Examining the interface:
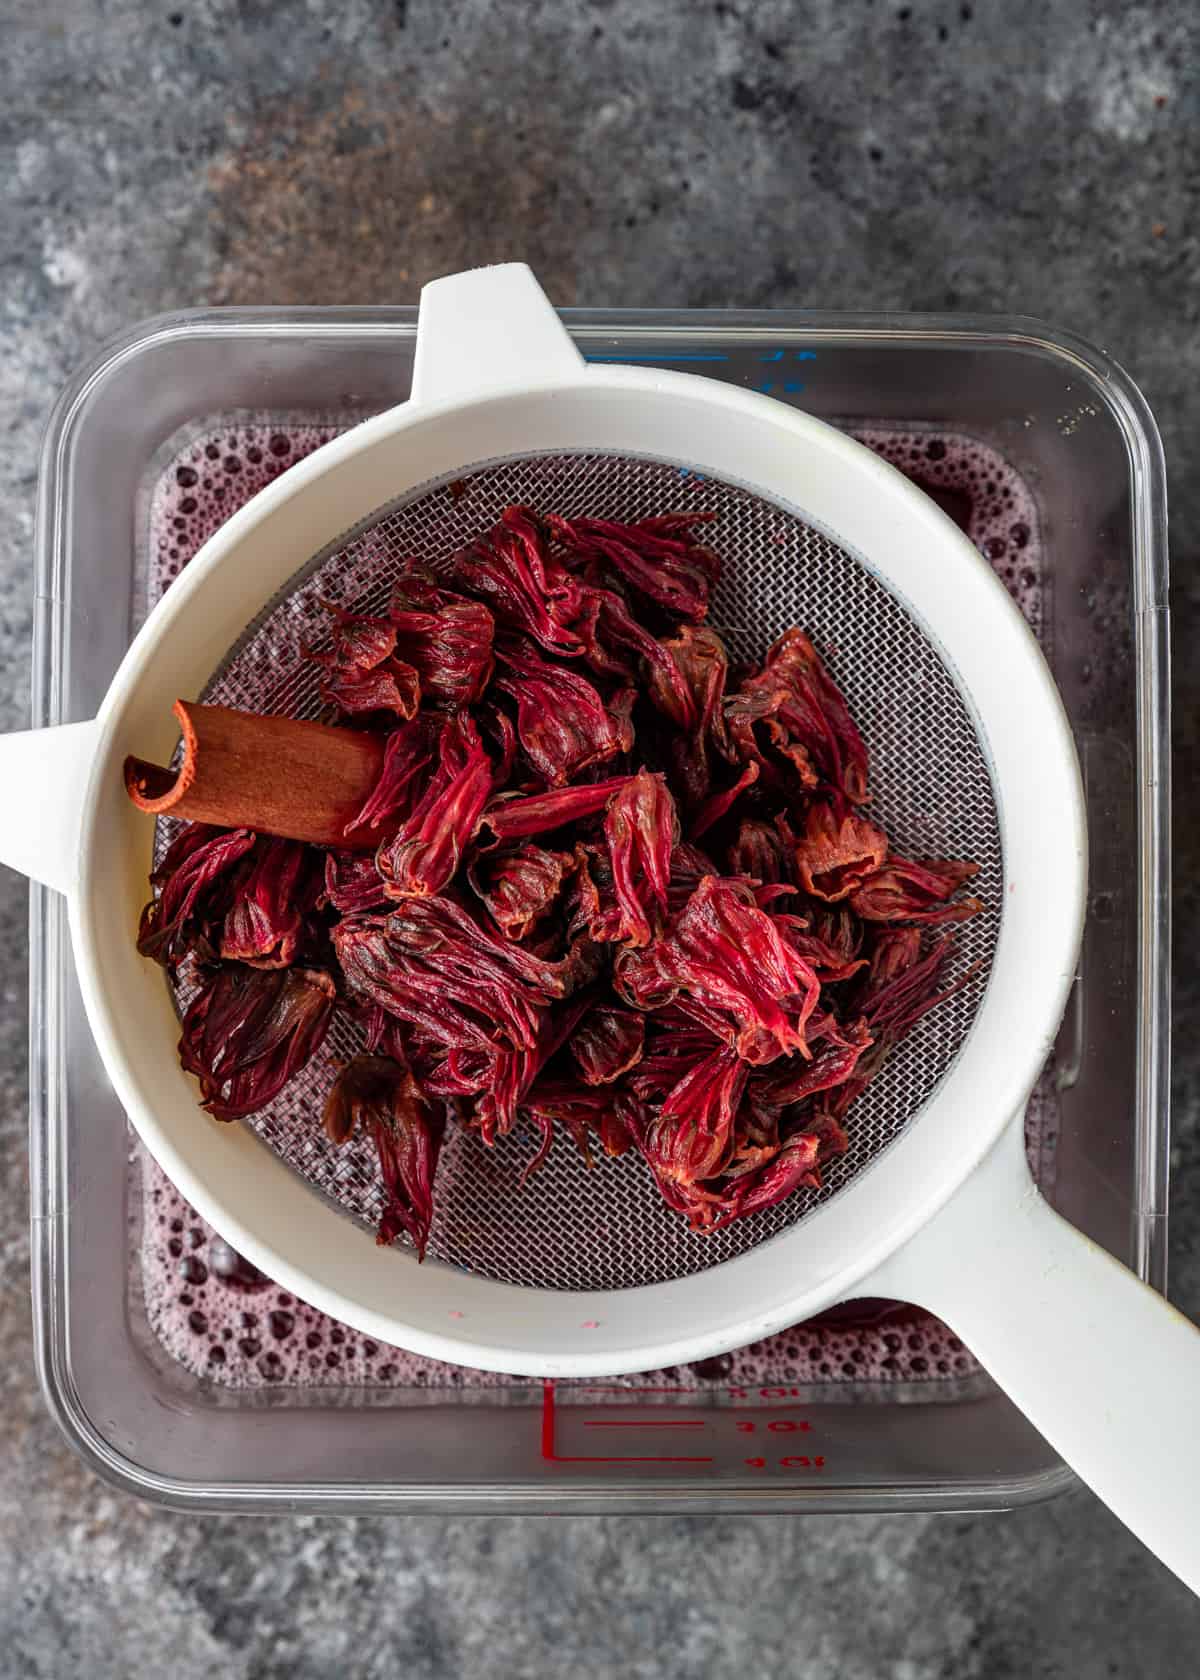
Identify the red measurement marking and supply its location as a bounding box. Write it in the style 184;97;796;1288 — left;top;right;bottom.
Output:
540;1382;713;1465
731;1419;813;1433
583;1420;705;1429
568;1386;810;1404
569;1386;699;1395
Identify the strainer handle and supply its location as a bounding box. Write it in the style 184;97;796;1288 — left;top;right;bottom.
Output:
0;718;101;896
869;1118;1200;1597
411;263;585;406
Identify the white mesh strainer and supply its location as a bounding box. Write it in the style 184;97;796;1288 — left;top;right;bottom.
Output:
183;450;1001;1291
6;266;1197;1591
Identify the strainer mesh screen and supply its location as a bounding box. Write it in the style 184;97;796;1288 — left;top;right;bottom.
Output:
169;451;1001;1291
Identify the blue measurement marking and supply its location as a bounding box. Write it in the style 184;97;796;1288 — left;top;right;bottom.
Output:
759;349;819;362
757;380;806;394
584;353;730;363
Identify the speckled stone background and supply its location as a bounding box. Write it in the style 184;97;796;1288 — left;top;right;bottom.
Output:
3;0;1199;1673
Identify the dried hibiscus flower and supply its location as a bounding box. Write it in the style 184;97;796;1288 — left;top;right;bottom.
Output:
137;823;257;970
792;799;889;902
472;993;596;1166
308;601;421;720
348;717;436;835
521;1083;635;1173
570;577;695;709
388;583;494;709
617;875;821;1064
645;625;733;807
726;628;869;804
823;933;981;1121
467;841;575;941
219;836;314;969
494;637;633;786
646;1044;749;1186
727;817;792;885
773;902;867;983
140;499;984;1246
756;1017;873;1108
706;1116;849;1229
628;1007;723;1104
178;963;336;1121
455;506;583;656
475;775;633;847
334;894;567;1055
550;510;720;623
570;1005;646;1087
322;850;390;917
590;770;677;947
849;857;983;925
377;714;492;898
322;1052;444;1259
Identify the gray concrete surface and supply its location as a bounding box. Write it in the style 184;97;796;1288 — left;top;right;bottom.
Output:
2;0;1199;1673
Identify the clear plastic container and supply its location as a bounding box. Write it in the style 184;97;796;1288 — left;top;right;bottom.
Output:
30;308;1169;1512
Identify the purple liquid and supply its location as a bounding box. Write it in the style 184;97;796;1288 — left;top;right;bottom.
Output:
137;415;1045;1392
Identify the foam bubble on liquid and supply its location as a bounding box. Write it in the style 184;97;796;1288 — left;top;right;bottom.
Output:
137;1153;983;1391
148;425;338;588
850;427;1043;640
148;421;1043;635
136;415;1048;1394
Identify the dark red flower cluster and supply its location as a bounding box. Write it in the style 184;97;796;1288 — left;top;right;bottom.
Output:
137;505;981;1254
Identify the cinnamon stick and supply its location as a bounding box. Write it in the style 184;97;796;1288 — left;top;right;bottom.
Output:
124;701;385;849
